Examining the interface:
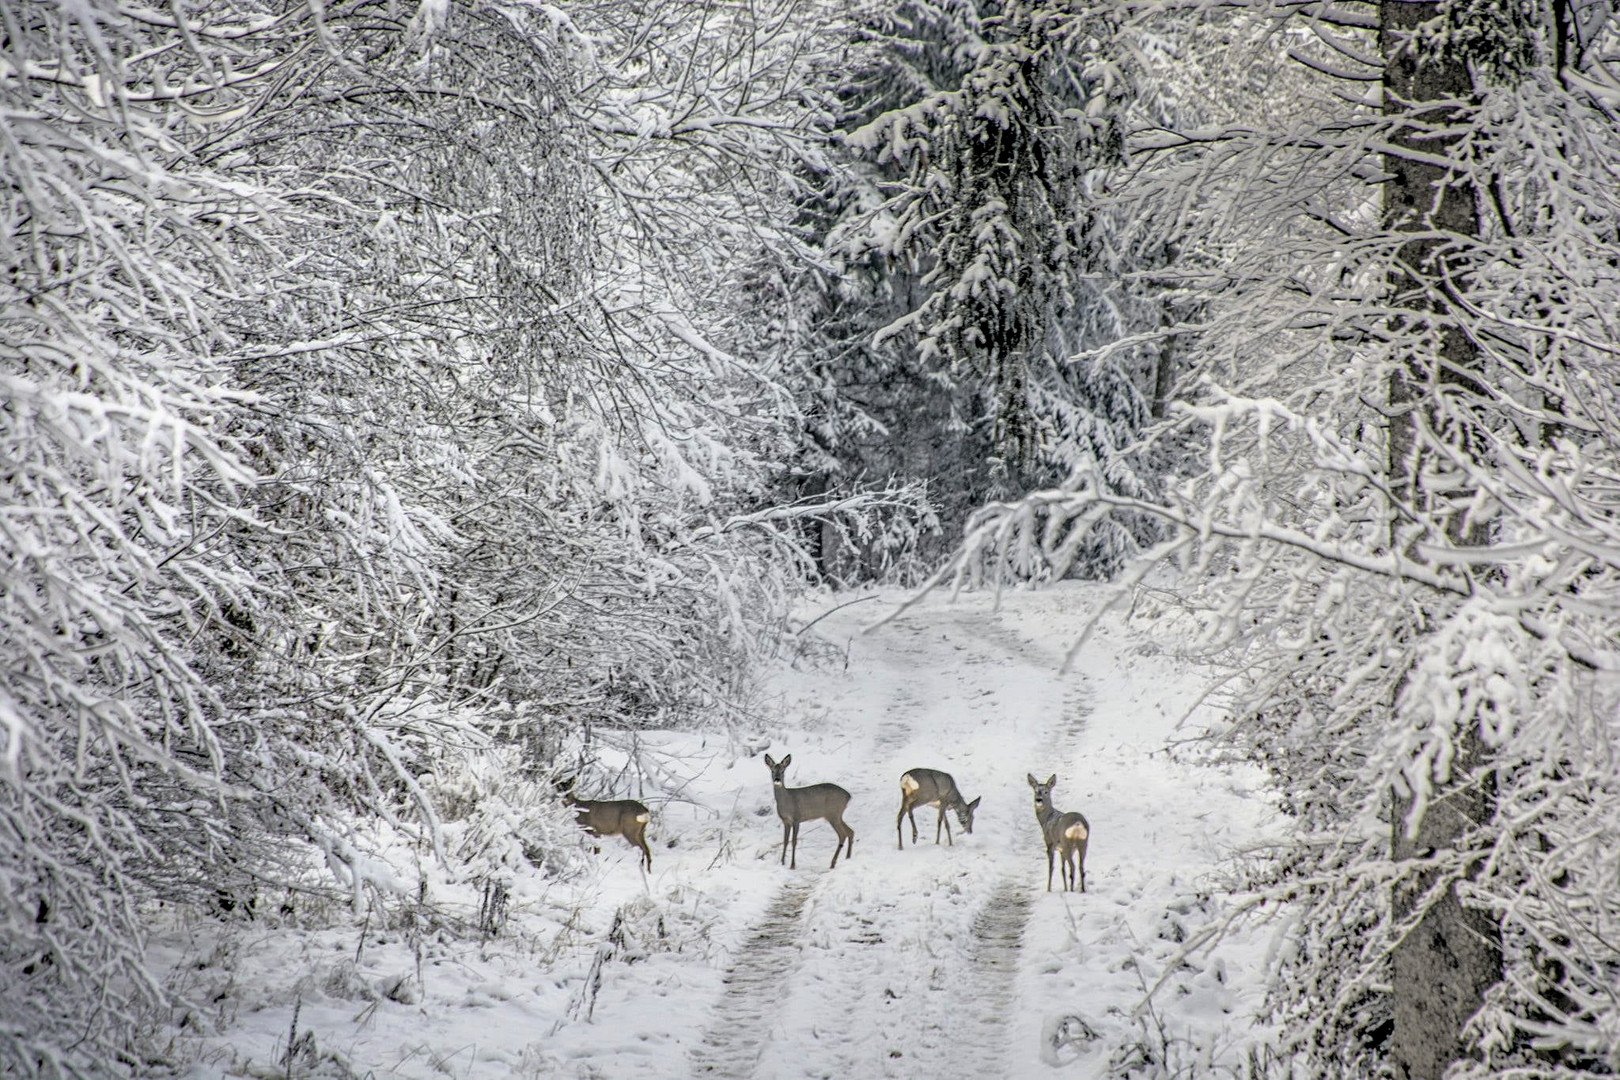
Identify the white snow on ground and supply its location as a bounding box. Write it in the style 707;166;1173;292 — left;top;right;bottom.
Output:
152;582;1285;1078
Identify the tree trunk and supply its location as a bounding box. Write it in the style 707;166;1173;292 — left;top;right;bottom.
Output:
1150;305;1178;421
1388;733;1500;1079
1381;4;1503;1076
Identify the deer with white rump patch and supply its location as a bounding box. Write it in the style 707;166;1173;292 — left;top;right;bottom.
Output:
764;754;854;869
1028;773;1089;892
896;767;980;849
562;785;653;872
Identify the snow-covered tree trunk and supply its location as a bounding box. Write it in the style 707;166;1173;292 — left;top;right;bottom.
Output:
1380;5;1501;1074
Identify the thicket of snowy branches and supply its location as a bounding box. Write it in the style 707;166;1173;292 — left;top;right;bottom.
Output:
1;0;908;1072
948;0;1620;1075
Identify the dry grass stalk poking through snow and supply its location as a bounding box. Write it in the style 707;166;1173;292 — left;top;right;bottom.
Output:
896;767;981;848
1028;773;1090;892
764;754;855;869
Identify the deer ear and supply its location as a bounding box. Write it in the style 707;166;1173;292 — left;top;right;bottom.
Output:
1045;774;1057;788
781;754;791;767
967;797;981;812
1027;773;1039;788
764;754;776;768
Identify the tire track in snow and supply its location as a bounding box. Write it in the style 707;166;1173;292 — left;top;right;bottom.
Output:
965;876;1034;1032
872;687;919;753
946;606;1093;1074
690;879;816;1078
852;873;1034;1079
705;612;945;1077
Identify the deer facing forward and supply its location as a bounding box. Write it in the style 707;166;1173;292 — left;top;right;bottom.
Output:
764;753;854;870
1028;773;1089;892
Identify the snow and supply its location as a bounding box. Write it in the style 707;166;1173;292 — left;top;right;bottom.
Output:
152;581;1283;1077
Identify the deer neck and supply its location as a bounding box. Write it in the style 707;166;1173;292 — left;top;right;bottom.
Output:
1036;804;1063;839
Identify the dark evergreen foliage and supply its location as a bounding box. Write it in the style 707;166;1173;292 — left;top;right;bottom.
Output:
779;0;1170;581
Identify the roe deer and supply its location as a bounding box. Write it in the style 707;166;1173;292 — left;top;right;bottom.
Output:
896;767;981;849
764;753;854;869
1028;773;1089;892
563;788;653;872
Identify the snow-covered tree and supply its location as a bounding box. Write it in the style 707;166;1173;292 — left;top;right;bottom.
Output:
538;0;934;597
782;0;1168;579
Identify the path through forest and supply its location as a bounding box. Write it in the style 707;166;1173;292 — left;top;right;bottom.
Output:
173;585;1279;1079
678;591;1183;1078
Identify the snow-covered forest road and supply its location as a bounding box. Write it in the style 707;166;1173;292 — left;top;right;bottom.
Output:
690;600;1088;1078
164;584;1279;1078
674;587;1276;1078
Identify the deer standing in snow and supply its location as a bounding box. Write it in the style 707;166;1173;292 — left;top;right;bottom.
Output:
562;783;653;872
764;753;854;869
895;767;980;849
1028;773;1089;892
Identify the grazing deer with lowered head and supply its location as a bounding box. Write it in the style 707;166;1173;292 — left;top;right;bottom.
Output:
562;783;653;872
896;767;980;849
764;754;854;869
1028;773;1089;892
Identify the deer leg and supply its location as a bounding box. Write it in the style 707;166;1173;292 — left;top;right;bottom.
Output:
630;824;651;872
908;806;920;845
1046;844;1056;891
789;820;799;870
780;819;791;865
897;802;910;850
941;807;953;847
